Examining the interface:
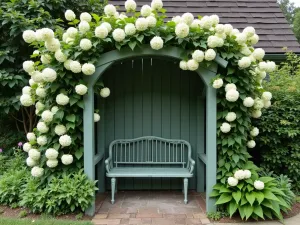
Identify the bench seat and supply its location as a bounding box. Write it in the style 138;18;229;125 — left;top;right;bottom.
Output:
106;167;193;178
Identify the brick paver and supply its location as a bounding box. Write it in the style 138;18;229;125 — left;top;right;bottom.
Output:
92;191;210;224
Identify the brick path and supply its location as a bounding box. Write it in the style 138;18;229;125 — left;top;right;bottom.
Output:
92;191;210;225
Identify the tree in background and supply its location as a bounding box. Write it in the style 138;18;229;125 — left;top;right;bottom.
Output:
293;9;300;42
0;0;105;133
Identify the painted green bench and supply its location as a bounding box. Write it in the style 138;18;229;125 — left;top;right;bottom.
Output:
105;136;195;204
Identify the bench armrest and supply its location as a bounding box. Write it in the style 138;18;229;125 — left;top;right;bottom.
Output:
188;158;195;173
105;158;113;172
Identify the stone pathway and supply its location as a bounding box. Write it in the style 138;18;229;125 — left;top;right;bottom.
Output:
92;191;210;224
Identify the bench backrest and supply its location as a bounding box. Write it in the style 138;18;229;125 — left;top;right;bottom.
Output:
108;136;192;168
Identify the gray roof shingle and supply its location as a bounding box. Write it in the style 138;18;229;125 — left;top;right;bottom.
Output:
109;0;300;53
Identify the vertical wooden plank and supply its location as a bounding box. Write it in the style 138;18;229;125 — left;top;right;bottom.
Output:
151;58;162;190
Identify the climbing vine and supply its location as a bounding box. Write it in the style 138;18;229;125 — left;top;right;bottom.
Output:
19;0;293;220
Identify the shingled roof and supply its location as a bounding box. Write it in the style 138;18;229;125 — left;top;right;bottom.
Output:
109;0;300;54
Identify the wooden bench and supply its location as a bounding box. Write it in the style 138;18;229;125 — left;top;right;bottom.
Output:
105;136;195;204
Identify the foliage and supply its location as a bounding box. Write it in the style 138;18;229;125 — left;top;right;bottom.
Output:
293;10;300;42
0;217;92;225
20;170;97;215
206;211;222;221
254;51;300;192
278;0;296;24
18;210;28;218
0;0;105;132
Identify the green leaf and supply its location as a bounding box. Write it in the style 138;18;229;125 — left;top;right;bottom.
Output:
66;114;76;123
215;193;232;205
219;187;231;193
254;192;264;204
245;192;256;206
209;189;220;198
136;35;144;43
263;190;280;202
253;205;264;219
129;41;137;50
244;204;254;220
70;97;79;106
229;201;238;217
232;191;241;204
232;154;239;163
53;143;60;151
259;177;275;184
75;148;83;160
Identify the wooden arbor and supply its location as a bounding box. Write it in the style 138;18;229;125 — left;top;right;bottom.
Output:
83;46;228;215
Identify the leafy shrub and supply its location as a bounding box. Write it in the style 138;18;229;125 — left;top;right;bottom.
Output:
254;51;300;192
20;170;97;215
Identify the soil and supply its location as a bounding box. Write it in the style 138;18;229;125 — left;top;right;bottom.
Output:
215;202;300;223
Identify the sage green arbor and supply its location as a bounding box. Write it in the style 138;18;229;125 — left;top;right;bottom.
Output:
83;46;227;215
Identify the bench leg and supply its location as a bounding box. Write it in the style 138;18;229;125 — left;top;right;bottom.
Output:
183;178;188;204
111;178;116;204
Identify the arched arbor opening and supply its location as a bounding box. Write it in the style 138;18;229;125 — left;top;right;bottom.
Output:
83;46;228;215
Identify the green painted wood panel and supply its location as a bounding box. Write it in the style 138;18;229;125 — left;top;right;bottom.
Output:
100;58;204;190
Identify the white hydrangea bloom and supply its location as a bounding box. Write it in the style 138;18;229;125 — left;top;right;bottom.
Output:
27;132;36;142
125;23;136;36
101;22;112;33
259;62;268;71
104;4;117;16
62;32;69;42
61;154;73;165
141;5;152;17
75;84;88;95
36;87;46;98
47;159;58;168
172;16;183;24
244;170;252;179
228;177;238;187
37;121;49;133
112;28;126;42
135;18;148;31
254;98;264;110
262;92;272;101
238;57;251;69
252;110;262;118
20;94;34;107
23;61;35;73
187;59;199;71
225;112;236;122
210;15;219;25
226;89;239;102
100;87;111;98
192;50;204;63
29;79;36;86
250;127;259;137
190;19;201;29
146;16;157;27
64;59;72;70
179;61;188;70
114;12;120;19
182;13;194;25
31;71;43;83
22;86;31;95
56;93;69;106
225;83;237;92
264;100;272;108
80;38;92;50
207;36;224;48
41;110;53;123
240;45;251;56
204;49;216;61
41;54;52;64
23;30;36;43
234;169;246;180
175;23;189;38
254;180;265;190
40;28;54;41
45;38;60;52
65;10;76;21
35;29;43;41
54;49;67;62
243;26;256;38
220;122;231;133
200;16;212;29
66;27;78;38
243;97;254;107
253;48;265;61
80;12;91;22
125;0;137;11
230;28;240;37
151;0;163;10
79;21;90;33
59;134;72;147
23;143;31;152
94;113;100;122
55;124;67;136
31;166;44;177
70;61;82;73
266;61;276;72
29;149;41;161
51;106;59;114
66;37;75;45
235;33;247;45
82;63;95;75
33;50;39;55
26;157;37;167
95;26;108;39
250;34;259;45
37;135;47;146
212;78;223;89
150;36;163;50
42;68;57;82
45;148;59;159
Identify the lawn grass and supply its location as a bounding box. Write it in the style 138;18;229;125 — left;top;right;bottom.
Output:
0;217;92;225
